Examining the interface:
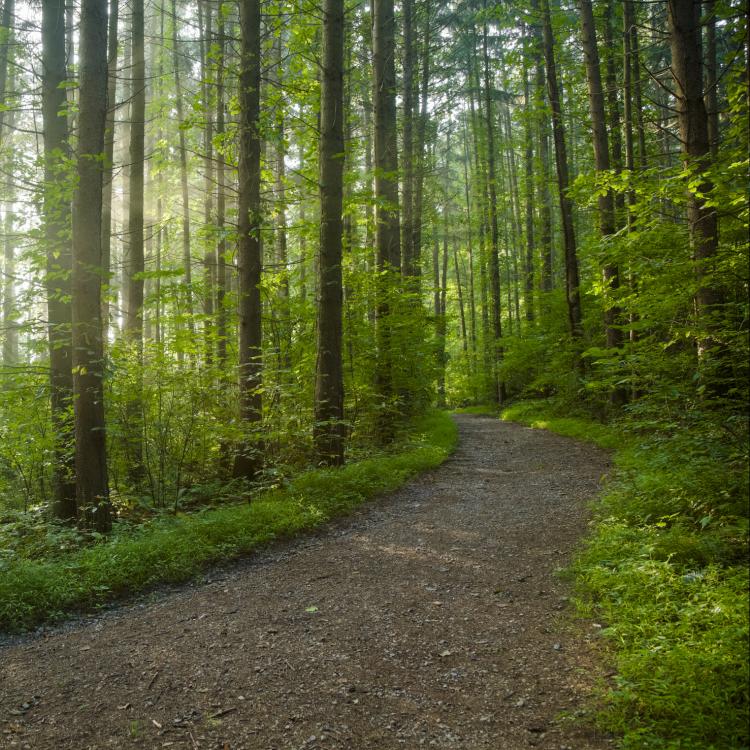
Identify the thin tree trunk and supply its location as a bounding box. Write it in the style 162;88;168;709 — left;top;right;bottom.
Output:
401;0;416;279
42;0;76;519
171;0;194;341
461;116;477;357
522;46;535;323
234;0;263;478
481;17;505;403
125;0;145;475
272;29;289;368
100;0;118;338
579;0;622;354
541;0;583;340
535;52;553;295
314;0;345;466
200;0;214;365
215;7;227;368
0;0;16;369
704;0;719;158
72;0;111;531
410;0;430;289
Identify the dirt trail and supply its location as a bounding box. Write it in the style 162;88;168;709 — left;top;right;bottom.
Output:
1;415;613;750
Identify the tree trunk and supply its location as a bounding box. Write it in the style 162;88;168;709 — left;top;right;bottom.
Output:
72;0;111;531
522;47;535;323
400;0;415;279
314;0;345;466
171;0;194;341
410;0;430;290
125;0;145;475
541;0;583;340
578;0;621;351
373;0;401;439
234;0;263;478
215;7;227;369
481;18;506;403
42;0;76;520
200;0;215;365
100;0;118;338
0;0;16;369
667;0;723;358
704;0;719;158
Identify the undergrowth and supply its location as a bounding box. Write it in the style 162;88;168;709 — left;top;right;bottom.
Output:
503;400;749;750
0;410;457;632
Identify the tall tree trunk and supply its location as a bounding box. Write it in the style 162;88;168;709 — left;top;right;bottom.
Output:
72;0;111;531
704;0;719;158
200;0;214;365
42;0;76;519
171;0;194;342
667;0;723;359
579;0;622;352
125;0;145;474
522;46;535;323
0;0;16;369
541;0;583;340
314;0;345;466
215;7;227;369
535;50;554;296
373;0;401;439
400;0;415;278
410;0;430;290
481;18;505;403
272;29;289;369
100;0;118;338
234;0;263;478
461;115;477;358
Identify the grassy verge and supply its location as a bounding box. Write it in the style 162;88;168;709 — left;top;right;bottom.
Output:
503;400;749;749
0;410;457;633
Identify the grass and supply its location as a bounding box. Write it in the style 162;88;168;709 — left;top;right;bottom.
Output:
503;399;749;749
0;410;458;633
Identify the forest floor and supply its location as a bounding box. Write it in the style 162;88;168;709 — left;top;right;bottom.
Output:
1;415;615;750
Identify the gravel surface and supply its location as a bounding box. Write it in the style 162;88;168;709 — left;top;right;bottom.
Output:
1;415;614;749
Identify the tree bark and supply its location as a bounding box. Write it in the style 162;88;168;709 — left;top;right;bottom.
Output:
100;0;118;338
481;17;506;403
410;0;430;290
200;0;215;365
215;7;227;369
72;0;111;531
522;46;535;323
541;0;583;340
234;0;263;478
667;0;723;357
400;0;416;279
373;0;401;439
42;0;76;520
125;0;145;475
314;0;345;466
578;0;622;351
171;0;194;341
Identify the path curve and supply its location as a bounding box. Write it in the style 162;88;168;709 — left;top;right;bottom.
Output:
1;415;613;749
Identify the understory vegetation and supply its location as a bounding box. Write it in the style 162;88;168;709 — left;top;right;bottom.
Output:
0;411;456;632
503;400;749;749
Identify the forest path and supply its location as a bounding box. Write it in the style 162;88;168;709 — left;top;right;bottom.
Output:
1;415;613;750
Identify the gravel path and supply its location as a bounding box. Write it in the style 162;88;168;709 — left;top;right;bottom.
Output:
1;415;613;750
